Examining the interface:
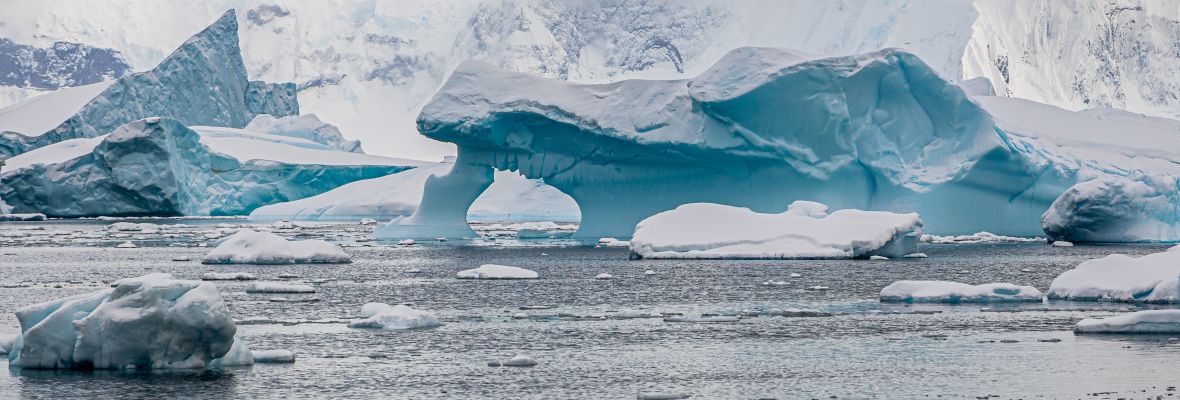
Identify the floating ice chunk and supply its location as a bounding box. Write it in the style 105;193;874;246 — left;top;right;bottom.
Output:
201;229;350;264
403;268;423;274
644;270;657;275
115;241;137;248
1048;249;1180;302
663;316;741;323
869;255;889;261
359;218;377;225
1075;310;1180;334
397;239;416;246
1052;241;1074;247
789;273;802;278
880;281;1043;303
597;238;630;248
348;303;441;330
903;253;928;258
761;280;788;286
271;221;296;230
1042;175;1180;242
201;272;257;281
277;273;300;279
921;232;1044;244
637;392;693;400
629;202;921;259
108;222;160;232
172;256;192;262
512;313;529;319
595;273;613;279
0;213;47;221
245;282;315;294
806;286;831;291
0;334;14;355
456;264;539;279
488;354;537;367
251;349;296;363
8;273;238;369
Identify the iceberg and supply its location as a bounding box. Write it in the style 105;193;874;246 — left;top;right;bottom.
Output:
879;281;1043;303
455;264;539;279
244;114;362;153
1075;310;1180;334
347;303;442;330
249;163;578;223
202;229;350;264
1;118;411;217
628;201;921;260
1042;175;1180;243
375;47;1077;240
1048;249;1180;303
0;10;297;159
6;273;240;369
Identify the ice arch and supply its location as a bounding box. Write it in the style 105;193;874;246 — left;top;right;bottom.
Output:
374;47;1080;240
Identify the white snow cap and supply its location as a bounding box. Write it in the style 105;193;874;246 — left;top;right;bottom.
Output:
201;229;350;264
629;202;921;259
456;264;539;279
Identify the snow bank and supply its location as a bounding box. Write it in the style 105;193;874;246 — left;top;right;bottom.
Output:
1048;249;1180;302
7;273;240;369
880;281;1043;303
245;282;316;294
456;264;539;279
202;229;350;264
251;349;296;363
1042;175;1180;242
629;202;921;259
1075;310;1180;334
348;303;441;330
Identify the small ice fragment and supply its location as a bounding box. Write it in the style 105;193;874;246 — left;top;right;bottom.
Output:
348;303;441;330
278;273;300;279
761;280;788;286
497;354;537;367
512;313;528;319
403;268;423;273
806;286;830;291
172;256;192;262
637;392;692;400
789;273;802;278
434;237;448;242
644;270;657;275
869;255;889;261
359;218;377;225
201;272;257;281
252;349;296;363
398;239;416;246
456;264;539;279
1052;241;1074;247
1020;268;1034;273
116;241;137;248
245;282;316;294
663;316;740;323
903;253;928;258
595;273;613;279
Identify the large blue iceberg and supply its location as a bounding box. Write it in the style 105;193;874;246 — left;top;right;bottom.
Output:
376;47;1083;240
0;118;410;217
0;10;297;158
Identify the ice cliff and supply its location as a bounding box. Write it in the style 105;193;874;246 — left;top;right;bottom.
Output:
376;47;1077;239
0;118;409;217
0;10;297;158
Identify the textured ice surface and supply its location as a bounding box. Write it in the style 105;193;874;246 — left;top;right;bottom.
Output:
1075;310;1180;334
1042;175;1180;242
879;281;1043;303
202;229;350;264
1;118;409;217
347;303;441;330
244;114;362;153
0;10;297;158
455;264;539;279
378;47;1075;239
629;202;921;260
1049;249;1180;303
249;164;578;223
7;273;238;369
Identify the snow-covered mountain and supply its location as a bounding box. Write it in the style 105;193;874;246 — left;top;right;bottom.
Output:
3;0;1180;160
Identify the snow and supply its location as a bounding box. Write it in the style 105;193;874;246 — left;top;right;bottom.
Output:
0;81;112;137
7;273;239;369
347;303;441;330
1048;249;1180;302
629;202;921;260
245;282;316;294
193;125;414;167
202;229;350;264
1075;310;1180;334
250;164;578;224
456;264;539;280
488;354;537;367
880;281;1044;303
201;272;258;281
251;349;296;363
244;114;362;153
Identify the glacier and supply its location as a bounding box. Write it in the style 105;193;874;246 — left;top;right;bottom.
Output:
0;118;411;217
7;273;242;370
249;162;579;223
376;47;1078;239
0;9;297;158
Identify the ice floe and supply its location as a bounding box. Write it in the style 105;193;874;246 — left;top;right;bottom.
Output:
880;281;1043;303
201;272;258;281
245;282;316;294
1049;249;1180;302
348;303;441;330
201;229;350;264
1075;310;1180;333
456;264;539;279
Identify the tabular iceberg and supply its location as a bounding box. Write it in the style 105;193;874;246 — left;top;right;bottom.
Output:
0;118;410;217
879;281;1043;303
202;229;350;264
376;47;1076;240
1048;248;1180;303
0;10;297;158
1075;310;1180;334
628;201;921;260
7;273;241;369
